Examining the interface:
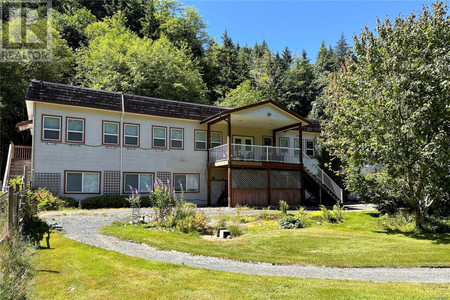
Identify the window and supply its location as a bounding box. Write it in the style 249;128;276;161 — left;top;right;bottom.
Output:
306;140;315;156
211;132;222;148
170;128;184;149
124;123;139;146
124;173;153;193
294;138;300;155
263;136;273;146
153;126;167;148
42;115;61;141
279;137;289;153
195;130;207;150
66;117;84;143
103;121;119;145
174;174;199;192
65;171;100;193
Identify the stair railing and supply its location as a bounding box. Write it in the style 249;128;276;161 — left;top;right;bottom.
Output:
2;143;14;192
302;152;343;203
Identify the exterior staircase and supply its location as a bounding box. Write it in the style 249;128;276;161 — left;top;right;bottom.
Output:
2;143;32;190
302;152;343;204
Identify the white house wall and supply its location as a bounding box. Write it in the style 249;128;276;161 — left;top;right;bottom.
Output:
31;101;319;204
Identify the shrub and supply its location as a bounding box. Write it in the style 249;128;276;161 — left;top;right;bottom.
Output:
81;195;128;209
60;196;78;208
0;236;34;300
279;216;307;229
34;188;64;211
151;179;178;220
226;222;244;237
192;212;211;234
320;205;344;223
279;200;289;215
378;213;415;233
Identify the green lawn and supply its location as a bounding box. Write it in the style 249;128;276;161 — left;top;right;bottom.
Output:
32;234;449;300
100;211;450;267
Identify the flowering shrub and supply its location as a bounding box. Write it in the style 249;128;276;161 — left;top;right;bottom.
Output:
149;179;178;221
126;186;141;224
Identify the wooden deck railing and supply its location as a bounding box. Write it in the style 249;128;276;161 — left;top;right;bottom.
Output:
13;145;32;160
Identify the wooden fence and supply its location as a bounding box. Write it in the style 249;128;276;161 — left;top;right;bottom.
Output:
0;185;28;238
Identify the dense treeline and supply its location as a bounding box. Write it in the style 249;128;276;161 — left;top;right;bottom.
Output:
0;0;350;178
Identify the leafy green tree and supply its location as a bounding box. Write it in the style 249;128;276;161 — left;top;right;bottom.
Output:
217;80;265;108
54;8;97;49
76;13;207;102
280;51;317;116
322;1;450;227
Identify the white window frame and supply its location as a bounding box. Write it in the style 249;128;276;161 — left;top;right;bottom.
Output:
66;117;84;143
173;173;200;193
153;126;167;148
65;171;100;194
124;173;154;193
210;132;222;148
124;123;139;146
305;140;315;157
103;121;119;145
170;128;184;149
42;115;61;141
279;137;289;153
195;130;207;150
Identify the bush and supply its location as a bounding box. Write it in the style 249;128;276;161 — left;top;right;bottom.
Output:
60;196;78;208
279;216;307;229
279;200;289;215
80;195;128;209
226;222;244;237
378;213;415;233
320;205;344;223
34;188;64;211
192;212;211;234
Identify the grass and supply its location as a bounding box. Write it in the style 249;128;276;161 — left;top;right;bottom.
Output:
100;211;450;267
32;234;449;300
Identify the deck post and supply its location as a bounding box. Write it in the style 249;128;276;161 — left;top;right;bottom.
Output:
207;123;211;206
227;115;232;207
299;124;305;205
267;167;271;206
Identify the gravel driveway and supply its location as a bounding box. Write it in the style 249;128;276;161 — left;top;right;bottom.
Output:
41;208;449;284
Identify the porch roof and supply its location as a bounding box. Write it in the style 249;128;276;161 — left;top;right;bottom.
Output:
200;100;311;130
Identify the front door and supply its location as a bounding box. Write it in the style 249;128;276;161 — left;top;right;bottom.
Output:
233;136;254;159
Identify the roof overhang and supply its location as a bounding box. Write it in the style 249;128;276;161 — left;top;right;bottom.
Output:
16;120;33;132
200;100;311;130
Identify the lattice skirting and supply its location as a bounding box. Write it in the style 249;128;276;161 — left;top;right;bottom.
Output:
230;169;302;207
34;173;61;195
104;171;120;195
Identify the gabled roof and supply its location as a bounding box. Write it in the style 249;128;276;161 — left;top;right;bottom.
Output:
26;80;228;121
200;100;312;125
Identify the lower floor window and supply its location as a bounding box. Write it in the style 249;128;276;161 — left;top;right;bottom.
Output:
306;140;315;156
174;174;199;192
66;171;100;193
124;173;153;193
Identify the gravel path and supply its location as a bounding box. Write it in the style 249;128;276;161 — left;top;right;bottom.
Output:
42;209;449;284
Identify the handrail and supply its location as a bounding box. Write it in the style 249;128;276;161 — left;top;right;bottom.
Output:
209;143;343;203
2;143;13;192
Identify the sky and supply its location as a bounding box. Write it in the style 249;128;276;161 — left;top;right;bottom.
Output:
183;0;434;62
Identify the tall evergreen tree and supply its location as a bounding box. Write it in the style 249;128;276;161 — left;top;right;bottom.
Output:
334;32;350;69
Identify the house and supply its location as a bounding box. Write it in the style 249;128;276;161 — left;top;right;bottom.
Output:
3;80;343;207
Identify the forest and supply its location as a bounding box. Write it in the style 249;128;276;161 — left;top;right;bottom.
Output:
0;0;350;176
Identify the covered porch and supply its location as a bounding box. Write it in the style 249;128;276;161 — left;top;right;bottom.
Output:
200;100;312;207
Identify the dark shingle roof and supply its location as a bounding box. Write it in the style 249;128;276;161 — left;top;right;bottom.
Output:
303;119;321;133
26;80;228;121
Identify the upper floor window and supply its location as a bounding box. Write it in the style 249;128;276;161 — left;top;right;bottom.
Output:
279;137;289;153
195;130;207;150
211;132;222;148
306;140;315;156
65;171;100;194
153;126;167;148
263;136;273;146
124;123;139;147
124;173;153;193
103;121;119;145
66;117;84;143
170;128;184;149
174;173;199;192
42;115;61;141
